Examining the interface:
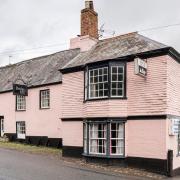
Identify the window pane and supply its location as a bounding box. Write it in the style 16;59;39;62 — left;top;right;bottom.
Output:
112;67;117;74
103;75;108;82
118;67;123;73
118;74;123;81
112;74;117;81
111;89;116;96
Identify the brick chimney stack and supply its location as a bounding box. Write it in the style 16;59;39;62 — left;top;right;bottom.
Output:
81;1;98;39
70;1;98;52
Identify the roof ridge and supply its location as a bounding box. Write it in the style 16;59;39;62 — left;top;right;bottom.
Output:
0;48;80;70
137;33;168;47
99;32;138;43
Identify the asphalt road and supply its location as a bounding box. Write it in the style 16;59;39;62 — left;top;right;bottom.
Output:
0;148;180;180
0;148;147;180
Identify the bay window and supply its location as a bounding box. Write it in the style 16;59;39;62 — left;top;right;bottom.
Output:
83;120;125;157
86;62;126;100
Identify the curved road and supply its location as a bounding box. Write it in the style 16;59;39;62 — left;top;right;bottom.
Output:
0;148;176;180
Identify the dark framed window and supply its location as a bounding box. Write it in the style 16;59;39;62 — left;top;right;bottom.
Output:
40;89;50;109
16;95;26;111
83;120;125;157
85;62;126;100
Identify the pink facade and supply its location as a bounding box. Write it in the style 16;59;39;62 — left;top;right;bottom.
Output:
70;35;97;52
0;84;62;138
61;54;180;176
1;0;180;177
62;56;168;119
127;120;167;159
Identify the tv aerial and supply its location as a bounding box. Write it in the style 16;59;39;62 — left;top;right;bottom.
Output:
98;24;116;38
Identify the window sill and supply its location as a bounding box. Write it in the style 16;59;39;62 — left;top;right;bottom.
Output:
84;97;127;103
82;153;125;159
15;110;26;112
39;107;50;110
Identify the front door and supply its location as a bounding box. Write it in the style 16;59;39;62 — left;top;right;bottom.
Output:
0;117;4;137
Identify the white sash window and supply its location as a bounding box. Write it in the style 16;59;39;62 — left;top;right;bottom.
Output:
40;89;50;109
16;95;26;111
17;121;26;139
89;123;107;155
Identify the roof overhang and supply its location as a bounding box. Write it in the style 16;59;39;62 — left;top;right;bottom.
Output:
60;47;180;74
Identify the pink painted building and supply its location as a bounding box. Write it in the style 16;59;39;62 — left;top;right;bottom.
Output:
0;0;180;177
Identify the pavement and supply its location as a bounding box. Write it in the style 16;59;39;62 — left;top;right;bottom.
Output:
0;148;178;180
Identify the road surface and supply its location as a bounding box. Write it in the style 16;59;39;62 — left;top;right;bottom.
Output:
0;148;177;180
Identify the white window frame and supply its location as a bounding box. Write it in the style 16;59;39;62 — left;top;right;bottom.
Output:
40;89;50;109
89;123;107;155
16;95;26;111
88;67;109;99
83;123;88;154
17;121;26;139
110;123;124;156
84;121;125;157
1;118;4;137
111;66;124;98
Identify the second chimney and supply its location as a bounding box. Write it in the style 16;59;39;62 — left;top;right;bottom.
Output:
81;1;98;39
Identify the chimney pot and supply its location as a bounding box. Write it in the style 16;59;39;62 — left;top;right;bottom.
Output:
85;1;94;10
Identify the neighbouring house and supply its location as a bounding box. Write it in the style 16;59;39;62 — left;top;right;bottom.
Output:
0;0;180;177
0;49;80;147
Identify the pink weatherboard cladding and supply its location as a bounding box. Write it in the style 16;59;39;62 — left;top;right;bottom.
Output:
62;55;168;119
0;84;62;138
61;55;173;160
166;57;180;170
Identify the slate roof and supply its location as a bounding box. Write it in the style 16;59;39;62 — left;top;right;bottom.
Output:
0;48;80;92
62;32;168;70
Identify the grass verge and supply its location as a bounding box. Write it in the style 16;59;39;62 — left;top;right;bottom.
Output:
0;141;61;156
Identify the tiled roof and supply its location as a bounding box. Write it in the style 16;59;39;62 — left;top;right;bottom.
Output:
0;48;80;92
62;32;168;70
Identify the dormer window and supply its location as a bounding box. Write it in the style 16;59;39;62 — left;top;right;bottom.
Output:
85;62;126;100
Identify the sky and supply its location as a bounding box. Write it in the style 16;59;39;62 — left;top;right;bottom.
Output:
0;0;180;66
